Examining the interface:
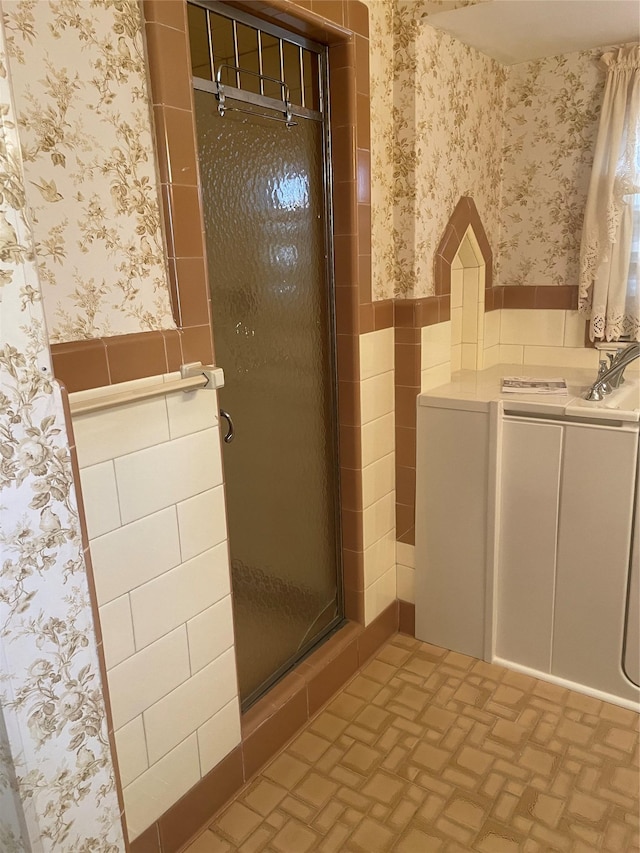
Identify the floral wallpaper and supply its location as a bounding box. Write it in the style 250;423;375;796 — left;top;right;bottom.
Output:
2;0;175;343
0;9;125;849
498;48;607;287
393;8;504;297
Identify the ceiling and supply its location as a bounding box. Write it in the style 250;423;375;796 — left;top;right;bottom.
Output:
425;1;640;65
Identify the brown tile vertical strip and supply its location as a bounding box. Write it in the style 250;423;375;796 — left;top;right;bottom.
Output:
143;0;214;370
398;600;416;637
59;385;130;850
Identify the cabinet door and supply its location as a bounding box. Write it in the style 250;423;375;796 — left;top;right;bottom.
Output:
552;424;638;696
415;406;489;658
496;418;563;671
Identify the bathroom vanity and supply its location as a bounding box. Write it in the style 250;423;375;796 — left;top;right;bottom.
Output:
415;364;640;709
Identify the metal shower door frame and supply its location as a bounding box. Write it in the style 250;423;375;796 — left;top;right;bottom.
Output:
189;0;344;708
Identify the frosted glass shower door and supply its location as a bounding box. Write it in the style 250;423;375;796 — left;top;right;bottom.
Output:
194;90;341;707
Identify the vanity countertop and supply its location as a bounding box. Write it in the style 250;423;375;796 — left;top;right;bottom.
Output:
418;363;640;423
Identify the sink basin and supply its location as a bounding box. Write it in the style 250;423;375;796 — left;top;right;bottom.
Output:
599;379;640;412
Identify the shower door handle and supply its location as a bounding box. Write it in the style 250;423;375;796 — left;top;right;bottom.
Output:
220;409;235;443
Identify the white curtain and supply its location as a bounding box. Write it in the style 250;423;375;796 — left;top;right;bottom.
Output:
579;45;640;341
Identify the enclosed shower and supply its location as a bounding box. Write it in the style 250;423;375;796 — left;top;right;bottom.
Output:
188;1;342;709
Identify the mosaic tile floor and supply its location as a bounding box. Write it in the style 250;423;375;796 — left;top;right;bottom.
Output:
185;634;640;852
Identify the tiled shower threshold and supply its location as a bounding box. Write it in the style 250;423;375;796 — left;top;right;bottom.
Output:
184;632;640;852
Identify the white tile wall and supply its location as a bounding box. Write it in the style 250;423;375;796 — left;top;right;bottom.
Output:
70;377;241;841
501;308;565;347
359;327;394;381
361;371;394;424
177;485;227;562
74;394;169;468
99;595;135;669
89;506;181;605
123;735;201;840
129;542;230;650
115;427;222;524
187;596;235;674
114;716;148;788
364;565;396;625
79;462;121;539
359;329;396;625
396;542;415;604
363;493;395;551
361;412;395;469
108;626;191;730
197;698;242;776
361;452;395;509
143;648;238;764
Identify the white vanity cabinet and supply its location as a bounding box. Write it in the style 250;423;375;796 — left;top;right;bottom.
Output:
415;365;640;708
496;414;639;701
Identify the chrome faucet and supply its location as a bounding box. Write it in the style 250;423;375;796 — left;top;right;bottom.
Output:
585;342;640;401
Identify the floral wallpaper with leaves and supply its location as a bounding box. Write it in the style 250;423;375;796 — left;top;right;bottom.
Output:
393;6;505;297
497;48;608;287
2;0;175;342
0;8;125;849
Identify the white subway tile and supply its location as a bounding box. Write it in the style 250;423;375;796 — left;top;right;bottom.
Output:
361;452;395;509
462;278;479;344
396;542;415;569
89;507;181;606
484;310;501;349
450;268;464;309
421;321;451;369
461;344;477;371
177;486;227;563
115;429;222;524
166;380;219;440
483;345;500;369
397;564;415;603
451;344;462;373
143;648;238;765
99;595;135;670
501;309;565;347
73;394;169;469
451;307;463;346
523;346;599;369
363;492;395;550
359;328;394;380
79;462;121;539
499;344;524;364
361;413;394;468
360;371;394;425
364;566;396;626
123;735;200;841
421;362;451;392
363;529;396;587
114;716;148;788
107;627;190;729
130;542;230;650
187;596;235;674
197;698;242;776
563;311;588;347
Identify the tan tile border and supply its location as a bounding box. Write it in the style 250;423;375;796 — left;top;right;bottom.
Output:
131;602;399;853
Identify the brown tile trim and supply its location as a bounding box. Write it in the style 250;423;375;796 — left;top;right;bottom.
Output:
434;195;493;297
398;600;416;637
136;608;397;852
50;329;204;392
499;284;578;310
